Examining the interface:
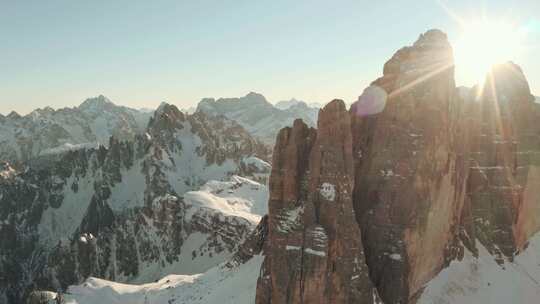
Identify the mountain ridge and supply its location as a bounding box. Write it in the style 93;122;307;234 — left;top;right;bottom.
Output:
196;92;319;144
0;103;271;303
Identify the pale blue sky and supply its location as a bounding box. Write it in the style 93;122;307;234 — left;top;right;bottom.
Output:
1;0;539;114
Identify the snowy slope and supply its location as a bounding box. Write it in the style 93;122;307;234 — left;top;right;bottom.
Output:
126;175;269;282
61;231;540;304
184;175;268;224
64;255;264;304
419;233;540;304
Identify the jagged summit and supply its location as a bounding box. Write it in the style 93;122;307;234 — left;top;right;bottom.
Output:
256;29;540;304
6;111;21;119
413;28;450;48
79;95;115;111
0;90;271;302
196;92;319;144
197;92;272;110
3;27;540;304
244;91;268;103
486;61;532;96
154;101;181;117
148;102;186;138
377;28;454;101
0;95;153;163
275;98;313;110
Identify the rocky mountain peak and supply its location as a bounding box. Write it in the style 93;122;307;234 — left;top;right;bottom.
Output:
147;102;186;147
245;92;268;104
254;28;540;304
413;28;450;48
6;111;21;120
257;99;377;304
32;107;55;115
380;29;454;93
79;95;115;112
484;61;532;101
461;59;540;262
276;98;313;111
196;92;319;144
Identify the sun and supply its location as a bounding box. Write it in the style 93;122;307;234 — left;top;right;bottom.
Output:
454;19;524;88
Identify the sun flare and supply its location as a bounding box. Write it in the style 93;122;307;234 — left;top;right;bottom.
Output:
454;19;524;87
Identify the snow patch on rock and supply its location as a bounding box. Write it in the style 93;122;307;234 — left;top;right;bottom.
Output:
184;175;268;224
319;182;336;201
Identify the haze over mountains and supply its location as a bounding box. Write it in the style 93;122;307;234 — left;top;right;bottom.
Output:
0;93;319;166
3;29;540;304
196;92;319;144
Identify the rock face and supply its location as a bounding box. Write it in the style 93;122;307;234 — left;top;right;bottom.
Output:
256;102;377;304
257;29;540;304
351;29;469;303
463;62;540;261
0;104;271;303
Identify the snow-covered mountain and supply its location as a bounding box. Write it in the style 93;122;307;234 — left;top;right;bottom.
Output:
0;95;152;164
275;98;322;110
196;93;319;144
0;103;271;303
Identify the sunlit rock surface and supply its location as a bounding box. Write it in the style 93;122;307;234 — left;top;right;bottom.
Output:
256;29;540;304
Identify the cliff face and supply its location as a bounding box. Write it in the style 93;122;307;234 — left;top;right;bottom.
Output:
351;29;468;303
257;29;540;304
256;103;377;304
464;62;540;261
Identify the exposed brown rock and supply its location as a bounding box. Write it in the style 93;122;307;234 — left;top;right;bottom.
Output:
349;29;469;303
256;102;376;304
465;62;540;260
256;30;540;304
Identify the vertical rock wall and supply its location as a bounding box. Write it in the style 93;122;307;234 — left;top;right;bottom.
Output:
256;30;540;304
256;103;377;304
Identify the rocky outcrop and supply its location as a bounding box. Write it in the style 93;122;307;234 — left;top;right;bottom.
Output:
257;29;540;304
256;102;377;304
464;62;540;261
351;29;469;303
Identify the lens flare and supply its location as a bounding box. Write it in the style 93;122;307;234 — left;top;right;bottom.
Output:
454;19;525;88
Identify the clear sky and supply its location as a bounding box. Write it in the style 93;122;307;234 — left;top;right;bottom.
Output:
1;0;539;115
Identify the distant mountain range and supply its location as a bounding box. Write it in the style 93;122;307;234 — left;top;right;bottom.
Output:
0;91;319;303
0;95;151;164
0;93;319;164
0;101;271;303
274;98;322;110
196;92;319;144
